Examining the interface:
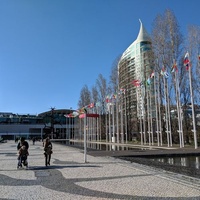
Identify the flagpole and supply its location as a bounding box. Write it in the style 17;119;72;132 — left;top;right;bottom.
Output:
141;85;146;145
121;91;125;144
105;104;108;143
124;93;128;144
174;66;184;148
92;107;95;148
147;89;151;145
166;78;172;146
116;94;119;143
137;87;143;145
188;60;198;149
157;74;163;146
163;75;170;147
154;72;160;146
108;102;111;143
96;105;100;149
175;69;182;148
84;113;87;163
149;85;154;145
112;97;115;143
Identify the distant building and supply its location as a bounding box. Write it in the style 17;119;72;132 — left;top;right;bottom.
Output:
0;109;75;140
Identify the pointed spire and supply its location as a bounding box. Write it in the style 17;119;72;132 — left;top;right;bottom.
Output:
136;19;151;42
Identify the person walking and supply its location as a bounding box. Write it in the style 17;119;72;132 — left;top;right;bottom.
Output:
17;145;29;168
32;137;36;145
17;137;29;168
43;137;53;166
17;137;29;151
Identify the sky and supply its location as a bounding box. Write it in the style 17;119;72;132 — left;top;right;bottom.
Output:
0;0;200;115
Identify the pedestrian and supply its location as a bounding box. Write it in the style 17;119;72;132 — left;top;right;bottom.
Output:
43;137;53;166
17;145;29;168
32;137;36;145
17;137;29;150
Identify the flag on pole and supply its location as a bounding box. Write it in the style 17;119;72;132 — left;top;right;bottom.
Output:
112;94;117;99
78;107;87;114
132;80;140;87
150;71;155;78
88;103;95;108
120;88;126;94
164;72;169;78
105;95;111;103
95;102;101;107
171;61;178;73
161;67;169;78
184;52;190;70
160;67;165;76
146;77;151;85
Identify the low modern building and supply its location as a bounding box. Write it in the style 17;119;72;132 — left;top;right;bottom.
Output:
0;109;75;140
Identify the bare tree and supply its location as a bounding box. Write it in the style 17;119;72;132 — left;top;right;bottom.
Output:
96;74;108;105
109;55;121;93
78;85;91;108
184;25;200;144
186;25;200;104
91;86;98;104
152;9;183;102
151;9;184;144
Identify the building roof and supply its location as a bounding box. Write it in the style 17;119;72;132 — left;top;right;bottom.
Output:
120;20;151;60
135;19;151;43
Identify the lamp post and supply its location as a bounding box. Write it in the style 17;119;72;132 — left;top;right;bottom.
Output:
50;107;55;139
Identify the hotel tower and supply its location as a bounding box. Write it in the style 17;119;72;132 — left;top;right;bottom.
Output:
118;20;154;140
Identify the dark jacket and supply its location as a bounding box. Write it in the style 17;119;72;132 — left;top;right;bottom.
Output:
17;140;29;150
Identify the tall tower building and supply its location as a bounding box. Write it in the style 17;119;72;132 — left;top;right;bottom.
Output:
118;20;154;139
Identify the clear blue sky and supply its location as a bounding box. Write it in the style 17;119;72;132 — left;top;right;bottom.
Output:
0;0;199;114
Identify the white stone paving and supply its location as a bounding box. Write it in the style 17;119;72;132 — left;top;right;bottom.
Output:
0;140;200;200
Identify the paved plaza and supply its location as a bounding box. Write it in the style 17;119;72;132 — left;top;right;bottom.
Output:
0;140;200;200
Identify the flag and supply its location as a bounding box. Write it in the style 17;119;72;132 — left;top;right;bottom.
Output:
160;67;165;76
171;62;178;73
164;71;169;78
78;107;87;114
105;95;111;103
161;67;169;78
95;102;101;107
140;81;144;87
64;113;74;118
112;94;117;99
120;88;126;94
146;77;151;85
88;103;94;108
184;52;190;70
72;111;79;117
150;71;155;78
132;80;140;87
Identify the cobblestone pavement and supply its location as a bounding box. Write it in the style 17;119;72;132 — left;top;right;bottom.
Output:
0;141;200;200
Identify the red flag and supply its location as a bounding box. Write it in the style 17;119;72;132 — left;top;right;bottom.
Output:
132;80;140;87
184;52;190;70
88;103;94;108
171;62;178;73
150;71;154;78
105;96;111;103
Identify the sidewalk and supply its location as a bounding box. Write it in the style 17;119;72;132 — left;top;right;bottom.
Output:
0;141;200;200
